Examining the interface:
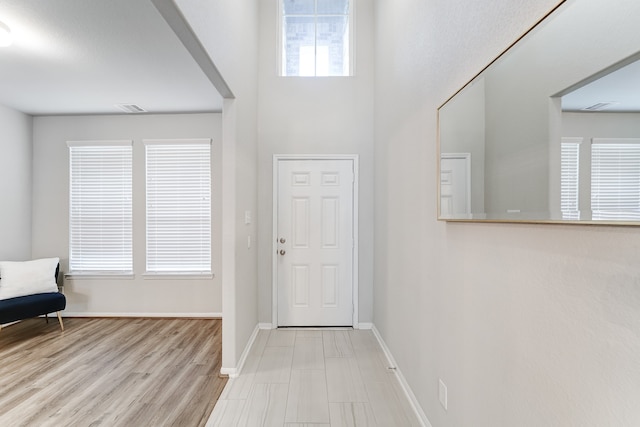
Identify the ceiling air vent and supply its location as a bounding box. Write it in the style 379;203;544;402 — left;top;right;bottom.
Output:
582;102;618;111
116;103;146;113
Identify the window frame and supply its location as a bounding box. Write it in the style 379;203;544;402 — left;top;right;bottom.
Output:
590;137;640;221
67;140;134;277
560;137;582;220
144;138;213;278
278;0;355;77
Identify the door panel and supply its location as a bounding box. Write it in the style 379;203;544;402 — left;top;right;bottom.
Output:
440;154;471;218
277;159;354;326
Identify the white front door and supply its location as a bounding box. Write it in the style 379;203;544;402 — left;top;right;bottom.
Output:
440;153;471;218
276;159;354;326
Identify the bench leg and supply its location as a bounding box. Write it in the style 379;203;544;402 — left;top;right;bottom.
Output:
45;313;49;323
56;312;64;331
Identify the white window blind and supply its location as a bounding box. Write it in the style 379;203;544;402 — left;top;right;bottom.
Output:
145;139;212;274
281;0;352;77
560;137;581;220
68;141;133;274
591;138;640;220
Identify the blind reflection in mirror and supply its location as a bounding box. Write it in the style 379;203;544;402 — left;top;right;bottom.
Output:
438;0;640;224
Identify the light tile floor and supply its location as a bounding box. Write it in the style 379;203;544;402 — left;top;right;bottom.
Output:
207;328;422;426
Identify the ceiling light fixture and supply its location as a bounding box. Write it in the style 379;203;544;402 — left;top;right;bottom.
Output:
0;21;12;47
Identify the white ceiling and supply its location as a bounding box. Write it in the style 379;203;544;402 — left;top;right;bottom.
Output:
562;58;640;113
0;0;223;116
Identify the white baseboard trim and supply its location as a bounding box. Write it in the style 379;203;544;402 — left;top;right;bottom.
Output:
0;320;20;328
371;324;433;427
219;367;236;377
61;312;222;319
220;323;261;378
357;322;373;330
259;322;274;329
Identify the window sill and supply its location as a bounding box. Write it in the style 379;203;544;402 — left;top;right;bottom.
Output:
65;273;135;280
278;75;354;78
142;272;214;280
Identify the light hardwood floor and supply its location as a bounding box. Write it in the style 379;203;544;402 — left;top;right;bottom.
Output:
0;317;226;427
207;329;422;426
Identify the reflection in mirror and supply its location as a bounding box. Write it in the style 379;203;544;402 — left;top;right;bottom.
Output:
440;153;472;218
438;0;640;224
559;56;640;221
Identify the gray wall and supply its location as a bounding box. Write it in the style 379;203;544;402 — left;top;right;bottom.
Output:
482;0;640;219
31;113;222;315
176;0;260;371
563;112;640;138
0;104;32;260
256;0;375;326
439;78;486;215
374;0;640;426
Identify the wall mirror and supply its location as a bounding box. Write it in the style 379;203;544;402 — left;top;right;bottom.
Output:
438;0;640;224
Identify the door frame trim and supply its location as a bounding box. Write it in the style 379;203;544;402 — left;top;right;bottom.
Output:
272;154;359;328
440;152;472;219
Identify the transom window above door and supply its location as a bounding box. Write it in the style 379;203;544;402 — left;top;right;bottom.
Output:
280;0;353;77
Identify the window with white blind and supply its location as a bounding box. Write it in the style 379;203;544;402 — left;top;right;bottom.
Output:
560;137;581;220
145;139;212;275
68;141;133;274
591;138;640;220
280;0;353;76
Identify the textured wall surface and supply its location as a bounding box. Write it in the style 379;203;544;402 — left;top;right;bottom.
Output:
31;114;222;315
373;0;640;426
256;0;375;326
176;0;260;369
0;104;32;261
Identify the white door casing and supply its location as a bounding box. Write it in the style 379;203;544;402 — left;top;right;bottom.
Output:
273;156;358;327
440;153;471;219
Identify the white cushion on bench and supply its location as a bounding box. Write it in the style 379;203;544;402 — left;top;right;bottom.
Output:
0;257;60;301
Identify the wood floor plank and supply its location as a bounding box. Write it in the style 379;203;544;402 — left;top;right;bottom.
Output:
356;350;395;384
0;317;226;427
218;329;268;401
292;337;325;370
349;329;381;355
326;357;368;403
295;329;322;338
220;374;256;401
253;346;294;384
206;399;246;426
365;381;421;426
284;424;330;427
208;328;424;426
285;370;330;424
238;383;289;426
323;330;354;358
329;402;378;426
266;329;296;347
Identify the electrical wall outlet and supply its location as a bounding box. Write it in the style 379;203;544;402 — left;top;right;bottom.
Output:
439;379;448;410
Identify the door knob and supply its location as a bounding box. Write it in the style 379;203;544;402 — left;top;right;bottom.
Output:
279;249;286;255
279;238;286;244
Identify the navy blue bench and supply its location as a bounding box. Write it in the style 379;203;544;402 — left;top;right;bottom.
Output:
0;264;66;332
